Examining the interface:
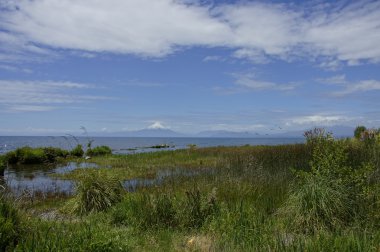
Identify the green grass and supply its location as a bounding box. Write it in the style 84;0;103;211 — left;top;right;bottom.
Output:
66;170;124;215
3;131;380;251
5;146;70;165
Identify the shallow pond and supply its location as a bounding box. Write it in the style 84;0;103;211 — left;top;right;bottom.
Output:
0;162;99;196
0;162;210;197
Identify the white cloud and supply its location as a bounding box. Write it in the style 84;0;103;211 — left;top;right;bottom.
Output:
318;74;347;85
1;0;230;57
203;55;225;62
318;75;380;96
332;80;380;97
1;1;380;65
233;72;297;92
288;115;350;126
232;49;270;64
6;105;55;112
0;80;112;112
0;64;33;73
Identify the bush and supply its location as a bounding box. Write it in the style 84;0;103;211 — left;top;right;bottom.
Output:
43;147;69;163
86;146;112;157
4;146;69;165
281;129;379;233
6;147;45;164
69;171;123;215
70;145;84;158
0;196;21;251
354;126;367;139
0;156;5;176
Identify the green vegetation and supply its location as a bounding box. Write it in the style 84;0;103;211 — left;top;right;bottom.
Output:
70;144;84;158
4;146;69;165
2;128;380;251
354;125;367;139
86;145;112;156
66;171;123;215
0;195;22;251
0;155;5;176
2;143;108;165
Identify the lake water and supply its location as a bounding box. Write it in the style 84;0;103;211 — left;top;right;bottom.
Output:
0;136;304;155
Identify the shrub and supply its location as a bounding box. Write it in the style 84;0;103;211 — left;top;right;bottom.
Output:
70;144;84;158
4;146;69;164
354;125;367;139
0;156;5;176
69;171;123;215
10;147;45;164
43;147;69;163
0;196;21;251
86;146;112;157
281;129;379;233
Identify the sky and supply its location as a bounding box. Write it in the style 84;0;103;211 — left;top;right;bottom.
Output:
0;0;380;136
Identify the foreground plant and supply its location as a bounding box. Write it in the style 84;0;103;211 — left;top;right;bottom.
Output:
0;194;22;251
281;129;378;233
68;171;123;215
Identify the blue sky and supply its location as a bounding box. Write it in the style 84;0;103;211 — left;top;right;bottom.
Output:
0;0;380;135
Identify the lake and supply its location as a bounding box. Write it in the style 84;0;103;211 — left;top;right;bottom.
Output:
0;136;304;155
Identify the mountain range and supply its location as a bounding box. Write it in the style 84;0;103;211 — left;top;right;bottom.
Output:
98;125;355;138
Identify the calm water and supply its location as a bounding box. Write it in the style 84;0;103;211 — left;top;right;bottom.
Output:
0;136;303;196
0;136;304;155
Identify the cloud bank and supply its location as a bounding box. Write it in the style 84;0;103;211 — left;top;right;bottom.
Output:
1;0;380;65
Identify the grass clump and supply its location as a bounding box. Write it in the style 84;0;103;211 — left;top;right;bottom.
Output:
181;187;219;229
112;188;219;230
86;145;112;157
0;195;22;251
68;171;123;215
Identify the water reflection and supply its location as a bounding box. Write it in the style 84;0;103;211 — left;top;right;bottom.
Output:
2;162;98;196
1;162;212;197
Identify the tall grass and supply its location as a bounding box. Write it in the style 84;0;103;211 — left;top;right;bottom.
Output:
67;171;123;215
0;195;22;251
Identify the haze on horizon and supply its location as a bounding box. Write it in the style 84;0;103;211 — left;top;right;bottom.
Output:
0;0;379;136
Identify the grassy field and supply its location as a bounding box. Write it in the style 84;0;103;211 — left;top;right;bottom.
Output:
1;129;380;251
